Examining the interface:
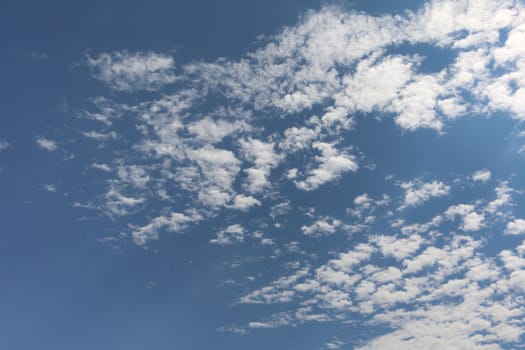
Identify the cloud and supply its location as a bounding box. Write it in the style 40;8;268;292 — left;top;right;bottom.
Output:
187;117;249;144
0;139;9;151
82;130;118;141
185;146;241;208
336;54;415;114
240;138;282;193
391;73;445;131
86;51;177;92
210;224;245;245
90;163;111;172
103;185;145;216
400;180;450;209
132;212;200;246
485;182;513;215
67;2;525;346
372;234;426;260
472;169;492;183
445;204;485;231
73;0;525;245
506;219;525;235
42;184;57;192
301;217;343;237
294;142;358;191
36;136;57;151
279;126;317;153
349;193;390;219
231;168;525;346
228;194;261;211
325;339;345;350
239;224;525;348
117;165;150;189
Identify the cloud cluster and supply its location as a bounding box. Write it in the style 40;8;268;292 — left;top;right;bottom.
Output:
76;0;525;240
69;0;525;347
86;51;177;92
400;180;450;209
227;178;525;348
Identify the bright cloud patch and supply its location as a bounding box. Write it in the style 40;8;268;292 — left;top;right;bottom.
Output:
210;224;245;245
86;51;177;92
35;136;57;151
472;169;492;182
400;180;450;209
506;219;525;235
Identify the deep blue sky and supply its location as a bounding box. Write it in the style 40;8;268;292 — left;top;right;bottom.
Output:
2;1;525;349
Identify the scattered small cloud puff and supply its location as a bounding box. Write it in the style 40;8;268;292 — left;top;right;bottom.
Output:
472;169;492;183
0;139;9;151
42;184;57;192
506;219;525;235
36;136;57;151
210;224;245;245
399;180;450;209
325;339;345;350
90;163;111;172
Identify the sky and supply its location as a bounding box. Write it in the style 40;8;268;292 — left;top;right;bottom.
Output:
2;0;525;349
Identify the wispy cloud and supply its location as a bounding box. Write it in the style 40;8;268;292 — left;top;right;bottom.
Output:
86;50;177;92
399;180;450;209
0;139;9;151
36;136;57;151
210;224;245;245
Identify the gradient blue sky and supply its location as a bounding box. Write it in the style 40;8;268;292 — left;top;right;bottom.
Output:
2;1;525;349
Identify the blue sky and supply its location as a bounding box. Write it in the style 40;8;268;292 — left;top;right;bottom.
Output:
2;0;525;349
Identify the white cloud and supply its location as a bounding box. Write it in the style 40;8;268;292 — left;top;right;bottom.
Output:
90;163;111;172
74;0;525;249
239;225;525;348
472;169;492;183
506;219;525;235
295;142;358;191
485;182;513;215
279;126;317;153
400;180;450;209
187;117;248;144
349;193;390;219
68;3;525;346
185;146;241;207
392;73;447;131
270;201;291;219
86;51;177;92
325;339;344;350
132;212;200;246
373;234;425;260
82;130;118;141
240;138;282;193
334;54;415;114
240;268;309;304
228;194;261;211
36;136;57;151
42;184;57;192
301;217;342;237
210;224;245;245
103;186;145;216
117;165;150;189
445;204;485;231
0;139;9;151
